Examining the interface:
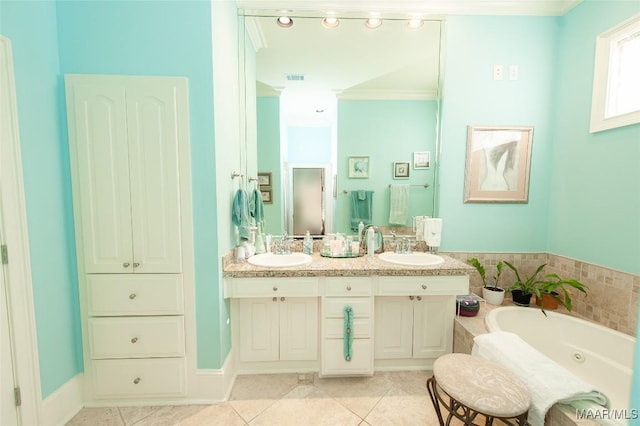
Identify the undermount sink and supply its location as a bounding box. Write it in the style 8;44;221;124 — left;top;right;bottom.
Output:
248;252;313;268
378;252;445;267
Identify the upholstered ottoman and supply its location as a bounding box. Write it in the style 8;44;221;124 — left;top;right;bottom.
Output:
426;353;530;425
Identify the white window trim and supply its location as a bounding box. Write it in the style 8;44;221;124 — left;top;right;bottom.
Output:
590;13;640;133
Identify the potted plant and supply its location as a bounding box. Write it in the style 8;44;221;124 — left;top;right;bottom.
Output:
535;273;588;311
503;261;547;306
467;258;505;305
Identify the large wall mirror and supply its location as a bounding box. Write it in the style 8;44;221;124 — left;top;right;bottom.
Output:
239;9;445;237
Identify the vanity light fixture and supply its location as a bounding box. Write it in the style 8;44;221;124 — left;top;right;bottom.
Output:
277;16;293;28
322;17;340;28
365;18;382;29
407;19;424;29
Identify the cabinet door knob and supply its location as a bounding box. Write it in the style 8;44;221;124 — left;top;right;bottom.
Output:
273;286;278;292
272;297;277;302
280;297;285;302
409;296;414;300
133;262;140;268
129;293;137;300
346;285;352;291
123;262;130;268
417;296;422;301
133;377;141;385
131;337;138;344
422;284;427;290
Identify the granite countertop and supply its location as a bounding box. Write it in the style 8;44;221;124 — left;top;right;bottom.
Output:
222;251;474;278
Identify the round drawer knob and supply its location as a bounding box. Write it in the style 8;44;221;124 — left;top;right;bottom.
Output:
131;337;138;344
273;286;278;292
409;296;414;300
417;296;422;301
129;293;137;300
346;285;352;291
133;262;140;268
422;284;427;290
272;297;277;302
280;297;285;302
133;377;141;385
123;262;130;268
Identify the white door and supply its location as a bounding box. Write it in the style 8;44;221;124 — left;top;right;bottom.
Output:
374;297;414;359
1;223;18;425
238;298;279;362
126;82;183;273
66;80;134;273
413;296;453;358
279;297;317;360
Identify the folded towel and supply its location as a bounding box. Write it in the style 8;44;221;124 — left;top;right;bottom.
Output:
388;184;410;225
350;190;373;231
232;189;251;241
424;218;442;247
250;188;265;226
472;331;610;426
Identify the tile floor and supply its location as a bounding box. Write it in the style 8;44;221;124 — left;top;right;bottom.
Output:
66;370;461;426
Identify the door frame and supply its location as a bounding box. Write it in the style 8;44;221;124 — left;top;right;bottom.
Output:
0;35;43;425
284;163;334;236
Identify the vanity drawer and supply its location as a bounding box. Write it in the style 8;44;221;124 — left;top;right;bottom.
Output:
322;338;373;376
92;358;186;398
86;274;183;316
324;318;372;339
323;297;373;318
325;277;373;296
228;277;318;298
378;275;469;296
88;316;185;359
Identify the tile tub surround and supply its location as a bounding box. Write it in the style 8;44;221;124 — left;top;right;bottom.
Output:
446;252;639;336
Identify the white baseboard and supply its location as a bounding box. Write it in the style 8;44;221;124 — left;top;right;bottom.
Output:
41;373;84;426
191;350;236;403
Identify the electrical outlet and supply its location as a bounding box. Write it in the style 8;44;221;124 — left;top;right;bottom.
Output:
493;64;504;81
509;65;519;80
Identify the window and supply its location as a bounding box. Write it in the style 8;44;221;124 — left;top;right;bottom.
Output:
590;14;640;133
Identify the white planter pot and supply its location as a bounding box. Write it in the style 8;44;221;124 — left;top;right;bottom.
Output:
482;287;505;306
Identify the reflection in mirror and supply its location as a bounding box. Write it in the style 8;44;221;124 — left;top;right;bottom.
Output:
244;13;444;237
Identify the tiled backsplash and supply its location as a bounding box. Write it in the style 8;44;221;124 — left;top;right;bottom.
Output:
446;252;639;336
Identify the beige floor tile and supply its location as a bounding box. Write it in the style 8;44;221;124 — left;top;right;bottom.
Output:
65;407;124;426
130;405;211;426
364;382;439;426
228;374;300;422
249;385;361;426
175;404;247;426
118;406;162;425
313;373;393;418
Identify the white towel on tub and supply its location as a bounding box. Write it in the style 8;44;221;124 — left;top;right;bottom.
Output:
472;331;610;426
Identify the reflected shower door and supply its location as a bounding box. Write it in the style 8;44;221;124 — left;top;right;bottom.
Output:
292;167;324;235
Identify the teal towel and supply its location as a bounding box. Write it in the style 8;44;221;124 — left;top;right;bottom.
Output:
232;189;251;241
343;305;353;362
250;188;265;226
350;190;373;232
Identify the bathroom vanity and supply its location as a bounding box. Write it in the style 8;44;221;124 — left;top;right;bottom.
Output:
223;253;472;376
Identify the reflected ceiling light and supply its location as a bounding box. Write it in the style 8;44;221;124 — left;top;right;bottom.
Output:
365;18;382;29
322;17;340;28
407;19;423;29
277;16;293;28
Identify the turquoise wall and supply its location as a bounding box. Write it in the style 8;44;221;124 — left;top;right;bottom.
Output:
287;126;332;163
55;0;221;369
548;0;640;275
0;1;83;398
439;15;556;253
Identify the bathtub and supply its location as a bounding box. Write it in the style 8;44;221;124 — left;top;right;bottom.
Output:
485;306;635;414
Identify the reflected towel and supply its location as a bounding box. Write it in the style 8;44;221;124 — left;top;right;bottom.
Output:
472;331;610;426
232;189;251;241
250;188;265;226
424;218;442;247
350;190;373;232
388;184;410;225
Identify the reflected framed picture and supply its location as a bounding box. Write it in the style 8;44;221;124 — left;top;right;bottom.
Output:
257;172;272;187
413;151;431;169
464;125;534;203
348;156;370;178
393;162;410;179
260;188;273;204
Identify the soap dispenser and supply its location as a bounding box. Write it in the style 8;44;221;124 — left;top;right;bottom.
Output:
303;231;313;255
367;226;375;257
358;221;364;241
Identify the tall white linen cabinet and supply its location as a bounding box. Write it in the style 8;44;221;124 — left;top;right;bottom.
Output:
65;75;197;404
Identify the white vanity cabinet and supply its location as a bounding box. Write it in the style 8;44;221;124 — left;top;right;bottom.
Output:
321;277;374;376
66;75;194;402
374;276;468;365
227;278;319;368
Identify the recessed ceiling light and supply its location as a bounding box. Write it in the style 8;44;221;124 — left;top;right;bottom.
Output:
277;16;293;28
365;18;382;29
322;17;340;28
407;19;423;29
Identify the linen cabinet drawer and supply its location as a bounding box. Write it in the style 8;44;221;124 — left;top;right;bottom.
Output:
86;274;184;316
323;298;373;318
229;277;318;298
324;318;372;339
88;316;185;359
378;275;469;296
322;339;373;376
92;358;186;398
325;277;373;296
